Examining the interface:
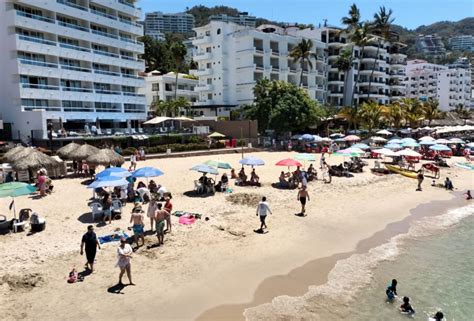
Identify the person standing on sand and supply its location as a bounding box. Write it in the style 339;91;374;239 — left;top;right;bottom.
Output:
80;225;100;273
117;237;134;285
130;205;145;249
320;152;326;169
256;197;272;230
416;170;424;191
155;203;167;245
147;198;157;232
297;186;310;214
164;197;173;233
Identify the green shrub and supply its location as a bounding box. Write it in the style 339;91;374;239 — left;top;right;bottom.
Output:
122;147;137;156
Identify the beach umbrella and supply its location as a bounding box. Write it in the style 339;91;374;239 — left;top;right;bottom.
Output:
449;138;465;144
2;145;27;162
208;132;225;138
388;139;403;144
87;176;128;189
434;139;451;145
0;182;36;219
239;157;265;167
396;149;422;157
467;142;474;148
329;133;345;138
418;136;435;142
335;147;365;157
372;148;397;157
132;166;164;178
402;138;417;142
343;135;361;142
12;150;60;171
275;159;303;167
96;167;131;179
401;141;420;148
419;141;436;146
370;136;387;143
87;149;125;166
299;134;315;141
429;144;452;152
384;143;403;150
294;153;316;162
190;164;219;175
313;135;323;142
376;129;392;136
68;144;100;161
204;160;232;169
321;137;332;142
56;142;81;159
352;143;370;150
334;138;346;142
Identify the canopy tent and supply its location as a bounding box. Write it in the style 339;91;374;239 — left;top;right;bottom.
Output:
208;132;226;138
143;116;172;125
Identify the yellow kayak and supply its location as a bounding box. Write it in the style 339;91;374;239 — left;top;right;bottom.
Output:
385;164;418;179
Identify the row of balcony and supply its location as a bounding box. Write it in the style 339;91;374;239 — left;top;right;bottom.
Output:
21;83;145;97
23;104;146;113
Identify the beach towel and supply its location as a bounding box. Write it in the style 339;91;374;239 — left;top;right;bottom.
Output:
172;211;202;219
178;215;196;225
98;231;130;245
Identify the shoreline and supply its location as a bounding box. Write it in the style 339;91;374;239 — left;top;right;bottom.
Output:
197;192;467;321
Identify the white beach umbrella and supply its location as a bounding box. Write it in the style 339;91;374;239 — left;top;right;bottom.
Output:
419;136;435;142
372;148;397;157
370;136;387;143
376;129;392;136
435;139;451;144
395;149;422;157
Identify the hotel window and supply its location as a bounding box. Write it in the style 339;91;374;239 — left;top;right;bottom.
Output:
14;4;43;16
152;83;159;91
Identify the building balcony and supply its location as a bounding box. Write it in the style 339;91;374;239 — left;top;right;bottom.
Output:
195;84;214;91
191;68;213;76
194;52;213;61
328;79;344;85
193;35;212;45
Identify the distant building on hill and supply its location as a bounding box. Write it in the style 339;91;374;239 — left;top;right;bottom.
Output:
415;34;446;57
144;11;195;39
449;35;474;52
209;12;256;28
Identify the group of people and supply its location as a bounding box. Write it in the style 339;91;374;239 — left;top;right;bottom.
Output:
236;167;260;186
36;169;53;197
279;165;317;189
129;148;146;171
385;279;444;320
72;160;97;179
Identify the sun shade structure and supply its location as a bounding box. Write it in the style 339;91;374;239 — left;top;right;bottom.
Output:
449;138;465;144
68;144;101;161
2;146;27;162
86;149;125;166
418;136;435;142
370;136;387;142
384;143;403;150
12;150;60;171
143;116;172;125
343;135;361;142
335;147;365;157
388;139;403;144
239;157;265;166
419;141;436;146
190;164;219;175
56;142;81;159
275;159;303;167
87;176;128;189
208;132;226;138
352;143;370;150
204;160;232;169
434;139;451;144
372;148;397;157
376;129;392;136
96;167;131;179
0;182;36;198
299;134;315;141
401;141;420;148
132;167;164;178
395;149;422;157
429;144;452;151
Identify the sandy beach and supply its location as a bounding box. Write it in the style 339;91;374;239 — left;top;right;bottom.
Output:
0;151;472;321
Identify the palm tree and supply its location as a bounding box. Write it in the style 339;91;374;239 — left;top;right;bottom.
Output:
401;98;424;128
320;104;341;137
386;102;405;130
169;42;187;99
359;101;384;135
340;4;360;107
367;6;394;102
173;97;191;116
335;48;354;106
289;39;317;86
339;106;360;131
454;103;472;125
423;98;441;126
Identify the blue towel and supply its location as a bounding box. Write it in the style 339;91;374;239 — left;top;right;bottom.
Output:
98;231;129;244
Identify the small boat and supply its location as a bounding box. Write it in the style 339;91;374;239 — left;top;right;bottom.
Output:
385;164;418;179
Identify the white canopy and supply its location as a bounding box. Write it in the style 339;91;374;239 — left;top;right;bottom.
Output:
376;129;393;136
395;149;422;157
372;148;397;157
418;136;435;141
143;116;172;125
370;136;387;142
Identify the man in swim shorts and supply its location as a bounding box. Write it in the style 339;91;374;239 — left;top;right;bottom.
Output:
155;203;167;245
130;205;145;249
297;186;310;214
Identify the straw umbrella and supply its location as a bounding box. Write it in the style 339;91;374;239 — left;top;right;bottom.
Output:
56;142;81;159
12;149;60;171
3;146;35;163
87;149;125;166
68;144;100;161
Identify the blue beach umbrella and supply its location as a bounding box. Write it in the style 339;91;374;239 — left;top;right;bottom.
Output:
429;144;452;152
239;157;265;167
87;176;129;189
352;143;370;150
388;139;403;144
132;167;164;178
401;141;420;148
384;143;402;150
190;164;219;175
95;167;130;178
299;134;315;141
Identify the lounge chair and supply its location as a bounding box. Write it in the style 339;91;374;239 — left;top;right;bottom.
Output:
90;202;103;222
13;208;32;233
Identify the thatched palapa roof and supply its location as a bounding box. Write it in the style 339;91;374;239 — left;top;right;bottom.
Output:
68;144;100;161
87;149;125;166
56;142;81;159
12;150;60;171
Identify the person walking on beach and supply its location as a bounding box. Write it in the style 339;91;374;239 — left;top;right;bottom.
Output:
80;225;100;273
117;237;134;285
155;203;167;245
147;198;157;232
297;186;310;215
256;197;272;231
320;152;326;169
416;170;424;191
130;205;145;249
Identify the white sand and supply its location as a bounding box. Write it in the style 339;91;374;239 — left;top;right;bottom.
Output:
0;151;472;321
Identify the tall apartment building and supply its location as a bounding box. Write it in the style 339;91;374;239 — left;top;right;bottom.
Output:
144;11;194;39
142;71;198;114
190;22;327;109
415;34;446;57
0;0;146;140
322;27;407;106
209;13;257;28
405;60;471;111
449;35;474;52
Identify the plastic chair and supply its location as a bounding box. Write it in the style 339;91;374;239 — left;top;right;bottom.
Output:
90;203;103;222
374;161;381;169
112;200;122;218
194;180;204;194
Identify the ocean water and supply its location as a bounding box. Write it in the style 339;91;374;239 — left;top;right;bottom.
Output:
244;203;474;321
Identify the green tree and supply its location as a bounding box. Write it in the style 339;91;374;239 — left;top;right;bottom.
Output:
423;98;441;126
359;101;384;135
245;79;323;134
289;39;317;86
400;98;424;128
367;6;394;102
335;48;354;106
320;104;341;137
339;106;360;131
386;102;405;130
169;42;187;99
152;98;190;117
454;103;472;125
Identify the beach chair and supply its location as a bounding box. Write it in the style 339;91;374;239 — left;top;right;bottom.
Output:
105;129;112;135
13;208;32;233
138;128;144;134
90;203;103;222
111;200;122;219
194;180;204;194
374;161;381;169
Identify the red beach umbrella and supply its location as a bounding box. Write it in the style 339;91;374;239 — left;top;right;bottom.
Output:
275;159;303;167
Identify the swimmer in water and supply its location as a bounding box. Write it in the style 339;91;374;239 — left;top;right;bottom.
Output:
400;296;415;314
385;279;398;301
433;311;444;321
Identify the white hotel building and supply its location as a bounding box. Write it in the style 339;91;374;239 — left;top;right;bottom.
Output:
0;0;146;140
191;22;327;109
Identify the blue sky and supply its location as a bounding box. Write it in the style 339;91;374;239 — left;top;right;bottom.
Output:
138;0;473;30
